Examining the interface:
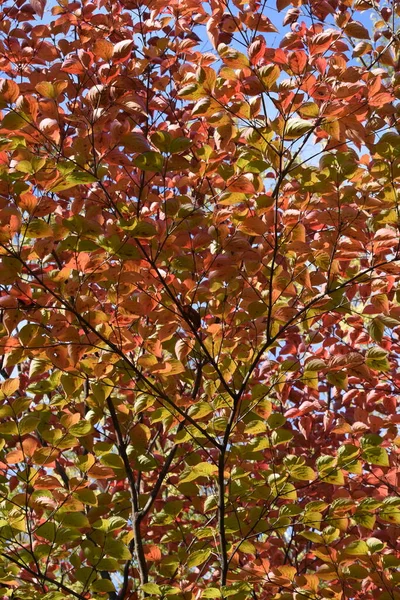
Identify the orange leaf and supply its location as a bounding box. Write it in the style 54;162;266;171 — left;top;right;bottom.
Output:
227;175;256;194
144;545;162;562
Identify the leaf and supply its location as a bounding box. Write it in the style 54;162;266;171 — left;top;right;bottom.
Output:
369;318;384;342
289;466;315;481
60;512;90;528
327;371;348;390
23;220;53;239
187;549;211;568
100;453;125;470
50;170;97;192
366;537;386;554
267;414;286;429
365;347;390;371
238;217;267;235
92;580;116;593
93;39;114;61
354;512;376;529
142;584;162;594
121;132;151;153
1;377;19;396
74;488;97;506
144;545;162;561
305;359;326;371
30;0;46;16
5;449;24;464
353;41;373;57
321;469;345;486
180;462;218;483
0;79;20;103
284;118;314;139
120;219;157;238
202;589;222;598
1;112;26;130
271;428;293;446
133;151;163;172
276;0;291;10
170;137;193;154
113;39;134;62
363;447;389;467
218;45;249;68
105;539;132;560
345;540;369;556
218;192;247;206
345;21;370;39
69;420;93;437
259;64;280;88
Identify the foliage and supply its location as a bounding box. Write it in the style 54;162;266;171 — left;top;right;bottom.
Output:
0;0;399;598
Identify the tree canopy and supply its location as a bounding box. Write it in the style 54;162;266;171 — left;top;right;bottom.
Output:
0;0;399;598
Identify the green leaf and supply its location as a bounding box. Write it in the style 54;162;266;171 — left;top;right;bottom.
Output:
353;512;376;530
327;371;348;390
74;488;97;506
380;498;400;524
142;583;162;594
69;420;93;437
345;540;369;556
60;512;90;528
202;588;222;598
93;517;127;532
305;359;326;371
284;118;314;139
366;347;390;371
1;112;27;130
96;558;120;572
321;469;345;486
105;539;132;560
151;131;172;152
337;444;359;464
369;318;385;342
170;137;193;154
134;151;163;172
136;453;158;471
343;564;370;579
120;219;157;238
51;170;97;192
245;420;267;434
289;465;315;481
181;462;218;483
35;522;57;542
366;537;386;554
92;579;116;592
259;64;280;88
271;428;293;446
267;414;286;429
187;548;211;568
23;220;53;239
218;192;248;206
100;453;125;470
248;301;269;318
363;447;389;467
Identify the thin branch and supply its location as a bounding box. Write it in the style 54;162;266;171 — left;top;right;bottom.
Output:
1;552;86;599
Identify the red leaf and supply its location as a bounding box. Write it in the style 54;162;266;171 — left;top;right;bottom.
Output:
30;0;45;17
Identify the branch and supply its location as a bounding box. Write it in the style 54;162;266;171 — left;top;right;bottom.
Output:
1;552;86;599
218;446;229;590
105;397;148;594
237;256;400;398
1;246;220;450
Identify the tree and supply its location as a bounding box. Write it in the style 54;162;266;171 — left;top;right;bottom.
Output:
0;0;399;597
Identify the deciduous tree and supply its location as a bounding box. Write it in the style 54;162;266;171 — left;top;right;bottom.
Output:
0;0;399;598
